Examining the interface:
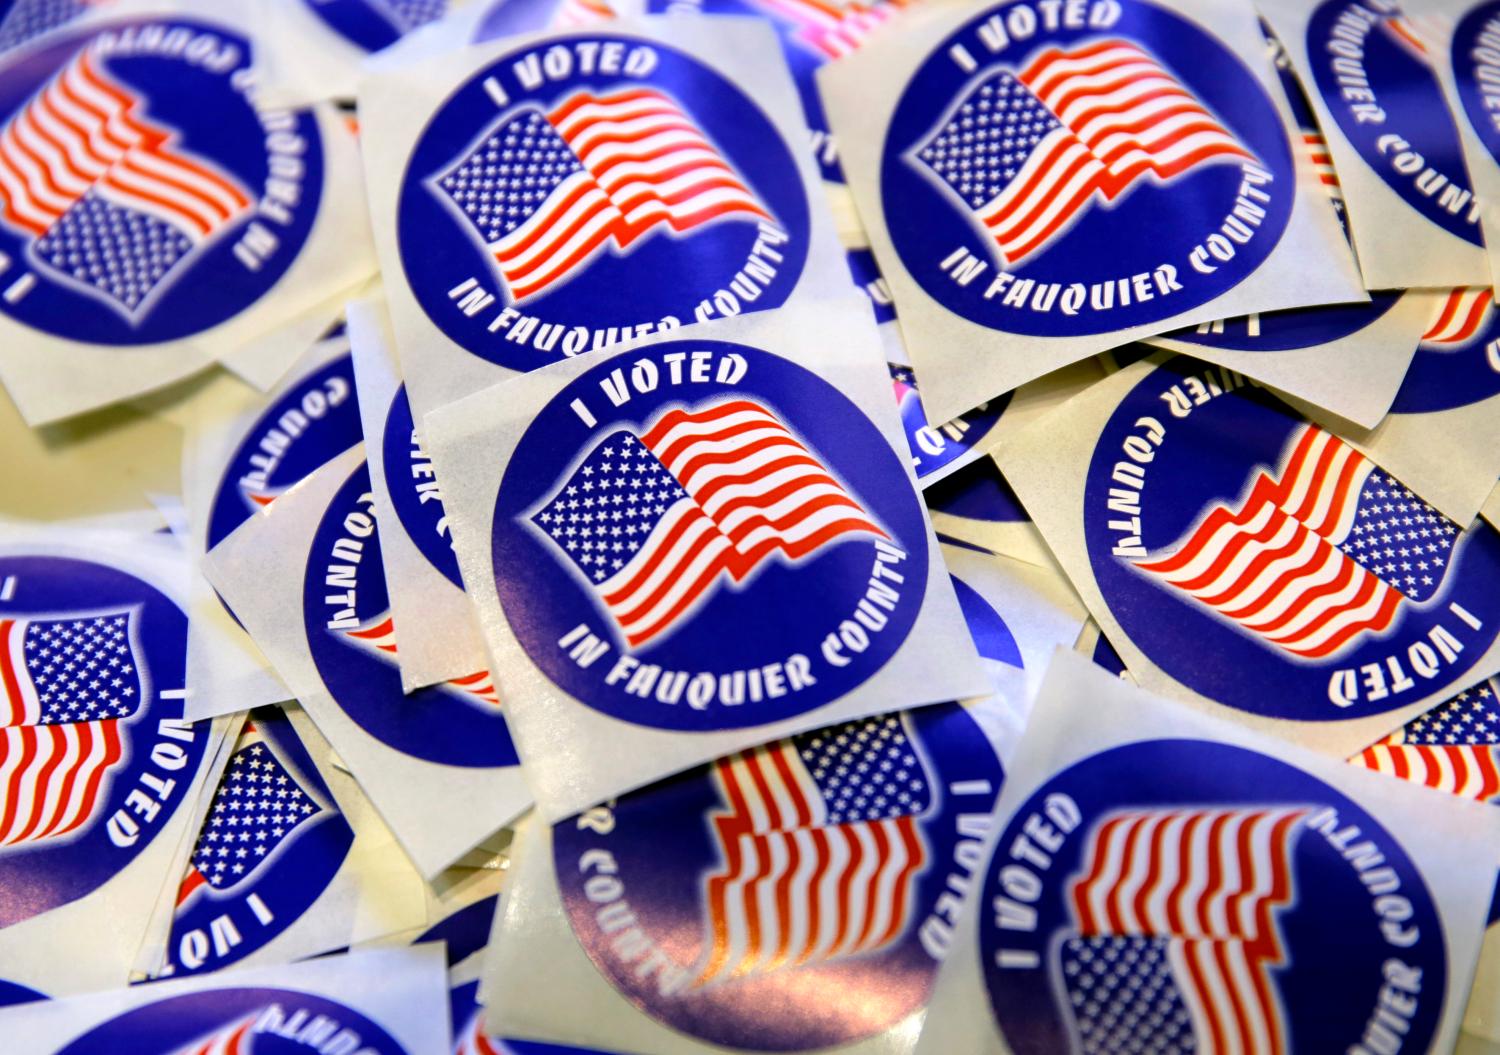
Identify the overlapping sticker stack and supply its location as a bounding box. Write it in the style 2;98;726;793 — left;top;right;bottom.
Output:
3;0;1500;1052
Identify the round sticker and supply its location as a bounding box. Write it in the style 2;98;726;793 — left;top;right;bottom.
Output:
644;0;848;183
0;19;325;345
1306;0;1482;246
1163;292;1400;352
1453;4;1500;169
164;706;354;978
1082;356;1500;720
892;363;1007;481
1390;289;1500;414
303;462;519;768
880;0;1294;338
302;0;446;53
980;739;1446;1054
381;384;464;588
206;354;361;549
55;988;410;1055
553;701;1004;1050
395;34;810;371
491;340;929;733
0;555;206;929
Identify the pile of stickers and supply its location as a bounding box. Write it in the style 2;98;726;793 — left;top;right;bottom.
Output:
7;0;1500;1051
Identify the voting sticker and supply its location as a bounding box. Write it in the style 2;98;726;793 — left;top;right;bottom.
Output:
0;0;99;54
394;34;809;373
877;1;1294;341
488;341;929;733
303;462;515;767
299;0;450;53
163;707;355;978
0;552;206;928
380;383;464;590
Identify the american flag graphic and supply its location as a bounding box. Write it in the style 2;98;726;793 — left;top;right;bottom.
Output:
1304;130;1341;199
432;88;769;303
1063;807;1305;1055
551;0;614;28
695;713;931;986
0;47;251;320
912;40;1252;266
0;610;140;848
1422;287;1494;345
0;0;98;54
749;0;900;59
171;1013;259;1055
341;611;500;706
453;1008;503;1055
176;721;323;905
530;399;887;650
1134;426;1460;660
366;0;448;33
1385;13;1431;59
1352;681;1500;802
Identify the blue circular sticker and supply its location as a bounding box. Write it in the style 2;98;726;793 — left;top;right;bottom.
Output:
396;34;810;371
381;383;464;588
1163;292;1401;352
643;0;858;183
1453;4;1500;168
303;0;447;54
880;0;1293;338
1082;356;1500;720
0;554;206;929
0;19;325;345
1306;0;1482;246
55;988;410;1055
925;458;1030;525
164;705;354;978
302;461;519;768
892;363;1007;481
206;354;361;549
553;701;1003;1050
1391;288;1500;414
980;739;1446;1054
491;340;929;733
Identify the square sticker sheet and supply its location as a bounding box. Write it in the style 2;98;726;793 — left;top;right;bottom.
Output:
1260;0;1493;290
477;535;1084;1055
819;0;1368;428
181;334;364;721
994;352;1500;758
359;14;864;423
0;944;450;1055
348;297;492;690
1345;676;1500;1041
423;304;992;821
0;0;376;425
910;650;1500;1055
204;445;532;878
140;704;429;982
0;523;231;999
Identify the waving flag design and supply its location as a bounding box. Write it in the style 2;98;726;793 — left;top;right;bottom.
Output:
552;0;614;26
1134;426;1459;660
749;0;900;59
341;611;500;706
454;1008;504;1055
432;88;769;303
171;1013;259;1055
367;0;448;32
0;609;141;848
695;713;930;986
175;720;323;905
1422;287;1494;345
530;399;886;650
1352;681;1500;802
0;48;251;319
1063;807;1305;1055
912;39;1252;265
0;0;98;53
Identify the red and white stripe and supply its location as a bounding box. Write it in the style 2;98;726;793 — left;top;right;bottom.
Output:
494;166;622;303
0;617;43;727
549;89;770;249
1352;739;1500;802
599;399;886;648
1385;15;1431;58
0;49;250;241
551;0;614;26
1070;807;1305;1055
0;719;124;847
987;40;1250;264
342;612;500;707
752;0;897;59
172;1014;258;1055
453;1009;504;1055
1422;287;1494;345
1135;428;1399;660
1303;130;1341;195
695;738;925;986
